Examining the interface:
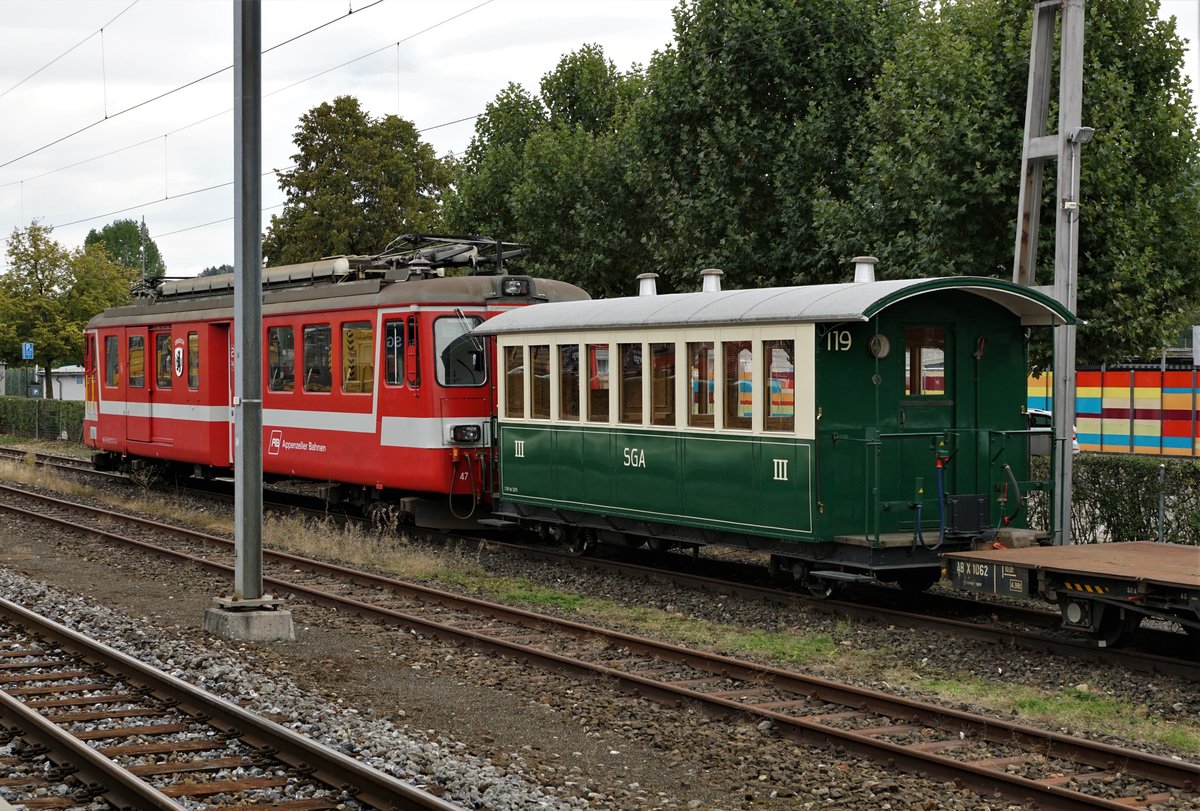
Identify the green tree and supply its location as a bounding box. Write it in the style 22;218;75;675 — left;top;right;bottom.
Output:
263;96;451;265
444;83;548;243
814;0;1200;363
199;264;233;277
0;221;134;397
625;0;913;292
84;218;166;280
446;45;646;293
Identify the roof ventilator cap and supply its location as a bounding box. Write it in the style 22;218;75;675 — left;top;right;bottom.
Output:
852;255;878;284
700;268;724;292
637;272;659;296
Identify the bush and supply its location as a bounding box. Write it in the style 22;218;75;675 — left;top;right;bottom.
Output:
0;396;86;443
1030;454;1199;545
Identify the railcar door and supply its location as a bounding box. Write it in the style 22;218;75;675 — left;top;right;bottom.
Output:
150;329;174;441
125;327;150;443
215;323;234;465
891;325;956;528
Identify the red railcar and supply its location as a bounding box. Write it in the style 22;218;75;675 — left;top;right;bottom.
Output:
82;240;587;526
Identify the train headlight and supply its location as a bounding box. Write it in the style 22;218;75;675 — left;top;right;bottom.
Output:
450;424;482;443
501;277;529;297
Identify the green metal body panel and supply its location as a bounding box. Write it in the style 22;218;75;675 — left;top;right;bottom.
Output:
501;425;813;540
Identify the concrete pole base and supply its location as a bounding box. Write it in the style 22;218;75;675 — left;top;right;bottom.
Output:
204;596;295;642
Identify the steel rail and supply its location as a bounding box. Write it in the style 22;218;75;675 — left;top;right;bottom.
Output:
0;684;184;810
0;596;462;811
0;491;1196;809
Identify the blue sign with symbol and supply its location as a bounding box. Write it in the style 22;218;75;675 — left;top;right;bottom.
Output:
21;342;33;360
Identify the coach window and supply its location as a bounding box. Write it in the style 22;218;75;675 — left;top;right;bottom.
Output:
763;339;795;432
530;345;551;419
187;332;200;390
435;315;486;386
904;327;945;397
384;320;404;385
341;321;374;394
105;335;120;387
558;345;579;421
650;343;675;427
155;333;172;389
619;344;642;424
586;344;610;422
504;345;525;418
303;325;333;393
723;340;752;430
267;326;295;392
128;336;145;388
687;341;715;428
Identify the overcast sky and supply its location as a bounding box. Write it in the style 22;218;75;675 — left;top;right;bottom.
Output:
0;0;1195;278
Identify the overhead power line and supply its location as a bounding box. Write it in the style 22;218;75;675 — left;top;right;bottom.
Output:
0;0;141;104
0;0;386;173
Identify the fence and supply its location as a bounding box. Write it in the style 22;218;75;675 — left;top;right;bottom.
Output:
1028;364;1200;456
0;396;86;443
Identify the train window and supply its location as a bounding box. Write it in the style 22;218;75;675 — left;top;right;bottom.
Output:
763;339;795;432
530;345;551;419
504;345;525;418
155;333;172;389
587;344;610;422
619;344;642;424
406;315;421;388
904;327;945;397
688;342;715;428
384;320;404;386
267;326;295;392
651;343;675;427
723;340;752;430
128;335;145;388
341;321;374;394
303;325;333;393
558;345;579;421
435;315;486;387
187;332;199;390
104;335;119;387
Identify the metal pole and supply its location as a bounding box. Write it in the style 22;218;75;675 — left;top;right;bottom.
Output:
1157;463;1165;543
1051;0;1086;545
233;0;263;600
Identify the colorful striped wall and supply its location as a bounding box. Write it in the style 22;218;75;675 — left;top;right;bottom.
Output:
1028;368;1200;456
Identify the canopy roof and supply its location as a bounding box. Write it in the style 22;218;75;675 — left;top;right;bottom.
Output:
474;276;1076;336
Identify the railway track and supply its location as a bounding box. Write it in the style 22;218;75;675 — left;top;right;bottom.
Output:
0;595;460;809
3;448;1195;672
0;483;1197;809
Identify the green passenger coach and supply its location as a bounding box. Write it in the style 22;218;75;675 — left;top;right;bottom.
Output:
474;263;1075;593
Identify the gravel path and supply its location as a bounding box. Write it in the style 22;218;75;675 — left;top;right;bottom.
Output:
0;470;1196;809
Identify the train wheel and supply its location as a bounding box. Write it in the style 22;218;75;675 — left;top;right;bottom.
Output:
1093;607;1142;649
560;528;590;558
894;570;941;593
789;562;839;599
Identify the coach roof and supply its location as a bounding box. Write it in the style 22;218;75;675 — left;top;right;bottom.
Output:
473;276;1075;337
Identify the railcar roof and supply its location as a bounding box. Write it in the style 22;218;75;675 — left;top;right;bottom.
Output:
473;276;1075;336
87;275;588;328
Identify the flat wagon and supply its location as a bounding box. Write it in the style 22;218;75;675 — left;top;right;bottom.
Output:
945;542;1200;647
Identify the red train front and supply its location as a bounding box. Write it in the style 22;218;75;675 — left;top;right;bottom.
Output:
81;237;588;526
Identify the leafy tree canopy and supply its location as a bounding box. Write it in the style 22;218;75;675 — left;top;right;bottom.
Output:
84;218;166;280
0;221;135;394
445;44;647;294
814;0;1200;363
199;264;233;277
263;96;451;266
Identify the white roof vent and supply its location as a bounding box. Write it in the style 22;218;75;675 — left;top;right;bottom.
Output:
852;255;878;284
700;268;724;292
637;273;659;296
